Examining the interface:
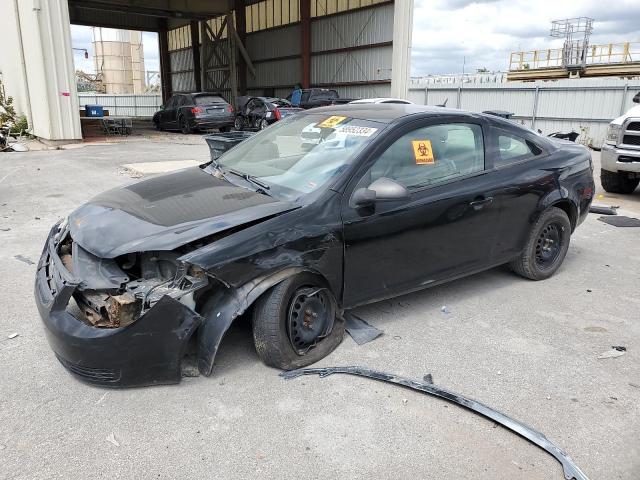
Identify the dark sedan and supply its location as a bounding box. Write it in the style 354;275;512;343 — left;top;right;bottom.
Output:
35;104;594;387
153;92;235;133
234;96;303;130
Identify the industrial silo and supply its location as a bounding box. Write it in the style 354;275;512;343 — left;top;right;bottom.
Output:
92;28;146;94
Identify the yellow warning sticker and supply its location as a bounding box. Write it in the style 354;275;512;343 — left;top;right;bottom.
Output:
317;116;347;129
412;140;435;165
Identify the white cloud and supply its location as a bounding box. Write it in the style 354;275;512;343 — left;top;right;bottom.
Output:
411;0;640;75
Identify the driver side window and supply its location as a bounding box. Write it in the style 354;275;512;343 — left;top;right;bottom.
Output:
363;123;485;190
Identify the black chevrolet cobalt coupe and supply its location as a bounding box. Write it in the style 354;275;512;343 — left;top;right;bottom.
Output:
35;105;595;387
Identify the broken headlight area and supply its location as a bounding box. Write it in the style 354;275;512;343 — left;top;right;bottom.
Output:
57;233;208;328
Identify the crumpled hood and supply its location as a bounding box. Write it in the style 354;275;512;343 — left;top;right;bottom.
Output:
69;167;296;258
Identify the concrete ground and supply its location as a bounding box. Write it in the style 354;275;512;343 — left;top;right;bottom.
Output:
0;137;639;480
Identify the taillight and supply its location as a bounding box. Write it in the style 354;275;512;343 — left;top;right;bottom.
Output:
226;104;234;113
191;107;204;114
274;108;281;120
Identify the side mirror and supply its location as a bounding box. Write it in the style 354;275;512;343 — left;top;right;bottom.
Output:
352;177;409;207
633;92;640;104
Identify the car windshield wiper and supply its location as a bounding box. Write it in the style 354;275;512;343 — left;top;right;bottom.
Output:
225;168;271;192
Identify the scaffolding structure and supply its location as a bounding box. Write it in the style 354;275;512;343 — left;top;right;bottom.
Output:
550;17;594;73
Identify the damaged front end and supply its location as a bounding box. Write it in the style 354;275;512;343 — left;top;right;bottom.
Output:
34;220;209;387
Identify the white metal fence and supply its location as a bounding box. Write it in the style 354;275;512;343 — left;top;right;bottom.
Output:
407;78;640;147
78;94;162;118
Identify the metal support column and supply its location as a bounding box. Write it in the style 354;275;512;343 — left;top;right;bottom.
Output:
300;0;311;88
158;21;172;103
227;13;238;102
390;0;413;99
532;84;540;129
235;0;247;95
190;20;202;92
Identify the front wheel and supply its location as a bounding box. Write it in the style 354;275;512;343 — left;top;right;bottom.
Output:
510;207;571;280
252;274;344;370
259;119;269;130
601;169;639;194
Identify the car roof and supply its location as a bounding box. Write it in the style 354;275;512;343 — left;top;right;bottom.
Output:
302;104;478;123
350;98;413;104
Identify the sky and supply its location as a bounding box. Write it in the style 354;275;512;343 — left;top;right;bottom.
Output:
70;25;159;74
411;0;640;76
70;0;640;78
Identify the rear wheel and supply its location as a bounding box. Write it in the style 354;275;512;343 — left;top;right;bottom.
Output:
601;169;639;194
510;207;571;280
179;116;192;134
252;274;344;370
153;119;162;131
259;119;269;130
234;117;243;131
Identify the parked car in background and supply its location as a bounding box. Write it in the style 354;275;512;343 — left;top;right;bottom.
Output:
289;88;341;109
234;96;303;130
350;98;413;105
601;91;640;194
35;104;594;387
153;92;235;134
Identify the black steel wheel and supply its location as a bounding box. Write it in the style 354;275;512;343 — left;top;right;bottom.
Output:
510;207;571;280
534;222;564;270
287;288;333;354
252;273;344;370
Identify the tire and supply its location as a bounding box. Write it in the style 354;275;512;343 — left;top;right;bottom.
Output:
259;119;269;130
509;207;571;281
252;273;344;370
234;117;243;131
179;116;192;134
153;120;161;131
601;169;639;194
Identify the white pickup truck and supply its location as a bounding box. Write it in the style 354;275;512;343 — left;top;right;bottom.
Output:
601;92;640;194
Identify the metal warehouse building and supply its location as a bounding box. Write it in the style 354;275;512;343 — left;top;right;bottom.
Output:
0;0;413;142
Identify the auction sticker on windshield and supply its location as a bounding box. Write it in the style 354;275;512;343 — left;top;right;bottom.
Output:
317;116;347;128
412;140;435;165
336;125;378;137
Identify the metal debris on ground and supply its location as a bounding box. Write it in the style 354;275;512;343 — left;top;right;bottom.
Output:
344;312;383;345
14;255;35;265
7;333;19;339
598;216;640;227
441;306;449;314
105;433;120;447
588;205;618;215
281;366;590;480
597;346;627;359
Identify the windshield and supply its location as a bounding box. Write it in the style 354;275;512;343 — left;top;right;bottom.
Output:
214;114;384;201
194;95;227;105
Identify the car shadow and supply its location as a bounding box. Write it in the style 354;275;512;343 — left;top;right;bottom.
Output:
208;258;582;376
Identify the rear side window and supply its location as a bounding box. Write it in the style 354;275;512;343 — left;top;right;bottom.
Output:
194;95;227;105
495;131;543;166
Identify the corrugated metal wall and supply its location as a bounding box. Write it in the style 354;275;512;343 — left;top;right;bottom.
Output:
169;49;196;93
310;2;393;97
408;78;640;147
78;94;162;117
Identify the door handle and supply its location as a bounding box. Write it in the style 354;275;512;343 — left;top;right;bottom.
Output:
469;196;493;211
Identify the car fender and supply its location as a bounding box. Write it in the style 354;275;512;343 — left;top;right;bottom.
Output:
536;183;579;230
197;266;314;376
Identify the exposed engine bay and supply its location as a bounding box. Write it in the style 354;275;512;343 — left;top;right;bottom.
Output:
57;230;208;328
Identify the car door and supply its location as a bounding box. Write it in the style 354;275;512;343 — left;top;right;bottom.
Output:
159;96;174;127
485;127;556;262
341;118;503;307
165;95;181;128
